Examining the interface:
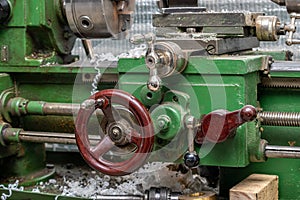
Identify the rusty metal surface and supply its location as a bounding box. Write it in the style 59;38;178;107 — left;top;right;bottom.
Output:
156;37;259;55
153;12;263;28
42;103;80;116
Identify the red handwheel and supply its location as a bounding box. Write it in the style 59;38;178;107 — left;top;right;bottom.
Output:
75;89;154;176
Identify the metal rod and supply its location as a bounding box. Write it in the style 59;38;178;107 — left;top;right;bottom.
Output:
95;196;144;200
265;145;300;159
259;111;300;126
17;131;100;145
19;131;77;144
42;103;80;116
9;98;105;117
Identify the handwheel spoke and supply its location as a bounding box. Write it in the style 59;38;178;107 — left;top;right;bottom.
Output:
102;99;122;123
91;135;115;159
129;129;142;146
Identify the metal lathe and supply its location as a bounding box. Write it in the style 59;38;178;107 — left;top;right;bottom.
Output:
1;0;300;199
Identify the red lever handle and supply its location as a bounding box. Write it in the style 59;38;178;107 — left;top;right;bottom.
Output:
196;105;257;144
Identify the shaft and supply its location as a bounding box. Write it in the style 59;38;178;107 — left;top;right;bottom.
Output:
95;196;143;200
259;111;300;126
2;128;100;145
265;145;300;158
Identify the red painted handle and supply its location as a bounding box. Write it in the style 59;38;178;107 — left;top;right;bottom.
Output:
196;105;257;144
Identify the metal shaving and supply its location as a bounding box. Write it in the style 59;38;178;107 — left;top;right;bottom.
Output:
0;180;24;200
25;162;208;199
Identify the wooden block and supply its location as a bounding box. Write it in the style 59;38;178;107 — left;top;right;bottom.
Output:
230;174;278;200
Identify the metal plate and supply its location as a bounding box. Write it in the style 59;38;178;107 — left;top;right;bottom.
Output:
153;12;263;28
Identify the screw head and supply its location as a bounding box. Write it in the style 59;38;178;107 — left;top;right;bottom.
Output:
206;44;216;55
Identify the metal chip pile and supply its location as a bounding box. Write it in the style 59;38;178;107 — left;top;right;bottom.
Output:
27;162;209;199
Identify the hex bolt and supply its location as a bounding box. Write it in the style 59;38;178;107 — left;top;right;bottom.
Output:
157;115;171;131
112;127;121;137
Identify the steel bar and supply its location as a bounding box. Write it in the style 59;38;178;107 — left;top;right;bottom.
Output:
153;12;263;27
42;103;80;116
27;102;104;116
95;196;144;200
265;145;300;158
17;131;100;145
269;61;300;73
26;102;103;116
259;111;300;126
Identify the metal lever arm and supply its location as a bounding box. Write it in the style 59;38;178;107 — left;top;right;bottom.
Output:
196;105;257;144
285;13;300;45
130;33;162;91
130;33;187;92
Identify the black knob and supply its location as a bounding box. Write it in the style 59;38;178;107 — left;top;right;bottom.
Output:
184;152;200;168
0;0;11;24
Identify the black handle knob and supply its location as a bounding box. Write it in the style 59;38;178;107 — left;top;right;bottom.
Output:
184;152;200;168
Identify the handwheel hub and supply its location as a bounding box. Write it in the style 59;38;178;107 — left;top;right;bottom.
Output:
107;121;129;146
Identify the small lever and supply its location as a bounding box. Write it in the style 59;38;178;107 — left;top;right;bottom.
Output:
196;105;257;144
284;13;300;45
184;116;200;168
130;33;162;92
